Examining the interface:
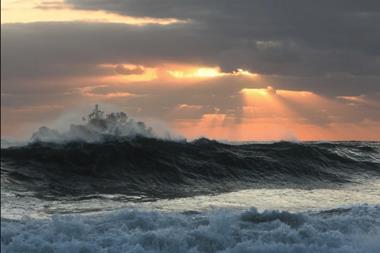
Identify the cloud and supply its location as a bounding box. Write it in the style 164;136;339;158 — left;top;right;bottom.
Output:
1;0;380;139
2;20;379;95
65;0;380;55
35;1;68;10
114;65;145;75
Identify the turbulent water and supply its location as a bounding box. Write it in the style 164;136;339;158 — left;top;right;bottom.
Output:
1;138;380;252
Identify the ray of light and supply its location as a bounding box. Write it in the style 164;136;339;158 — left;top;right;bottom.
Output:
240;86;294;119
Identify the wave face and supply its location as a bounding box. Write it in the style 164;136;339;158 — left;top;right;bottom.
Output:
1;138;379;199
2;205;380;253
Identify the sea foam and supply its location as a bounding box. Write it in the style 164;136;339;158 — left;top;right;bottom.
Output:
2;205;380;253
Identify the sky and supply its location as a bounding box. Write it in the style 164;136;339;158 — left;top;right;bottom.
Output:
1;0;380;141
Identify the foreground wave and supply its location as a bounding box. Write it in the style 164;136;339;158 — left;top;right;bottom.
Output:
1;138;379;199
2;205;380;253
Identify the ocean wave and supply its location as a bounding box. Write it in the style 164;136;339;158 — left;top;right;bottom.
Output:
1;138;379;198
2;205;380;253
28;105;184;143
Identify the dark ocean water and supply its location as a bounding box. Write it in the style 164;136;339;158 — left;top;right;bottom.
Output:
2;138;379;198
1;138;380;252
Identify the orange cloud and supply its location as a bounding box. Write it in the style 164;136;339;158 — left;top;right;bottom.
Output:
93;64;258;86
79;86;136;99
1;0;185;25
166;65;257;79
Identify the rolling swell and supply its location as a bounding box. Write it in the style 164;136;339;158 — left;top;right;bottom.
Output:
1;138;379;199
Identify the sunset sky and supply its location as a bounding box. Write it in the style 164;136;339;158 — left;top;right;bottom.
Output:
2;0;380;141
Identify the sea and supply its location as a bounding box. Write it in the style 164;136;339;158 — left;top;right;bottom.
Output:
1;137;380;253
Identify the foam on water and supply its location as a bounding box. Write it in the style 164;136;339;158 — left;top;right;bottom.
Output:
2;179;380;220
2;205;380;253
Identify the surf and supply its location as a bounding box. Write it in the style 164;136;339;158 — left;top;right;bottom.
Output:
2;205;380;253
2;138;379;199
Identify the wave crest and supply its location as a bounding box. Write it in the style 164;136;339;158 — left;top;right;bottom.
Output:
2;138;379;198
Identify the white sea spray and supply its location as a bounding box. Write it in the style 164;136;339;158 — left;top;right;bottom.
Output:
1;205;380;253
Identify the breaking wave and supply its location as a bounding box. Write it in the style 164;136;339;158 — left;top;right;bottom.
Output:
28;106;184;143
1;138;379;199
2;205;380;253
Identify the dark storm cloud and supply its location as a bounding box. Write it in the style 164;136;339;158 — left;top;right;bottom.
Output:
1;22;225;79
66;0;380;55
2;0;380;96
66;0;379;77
